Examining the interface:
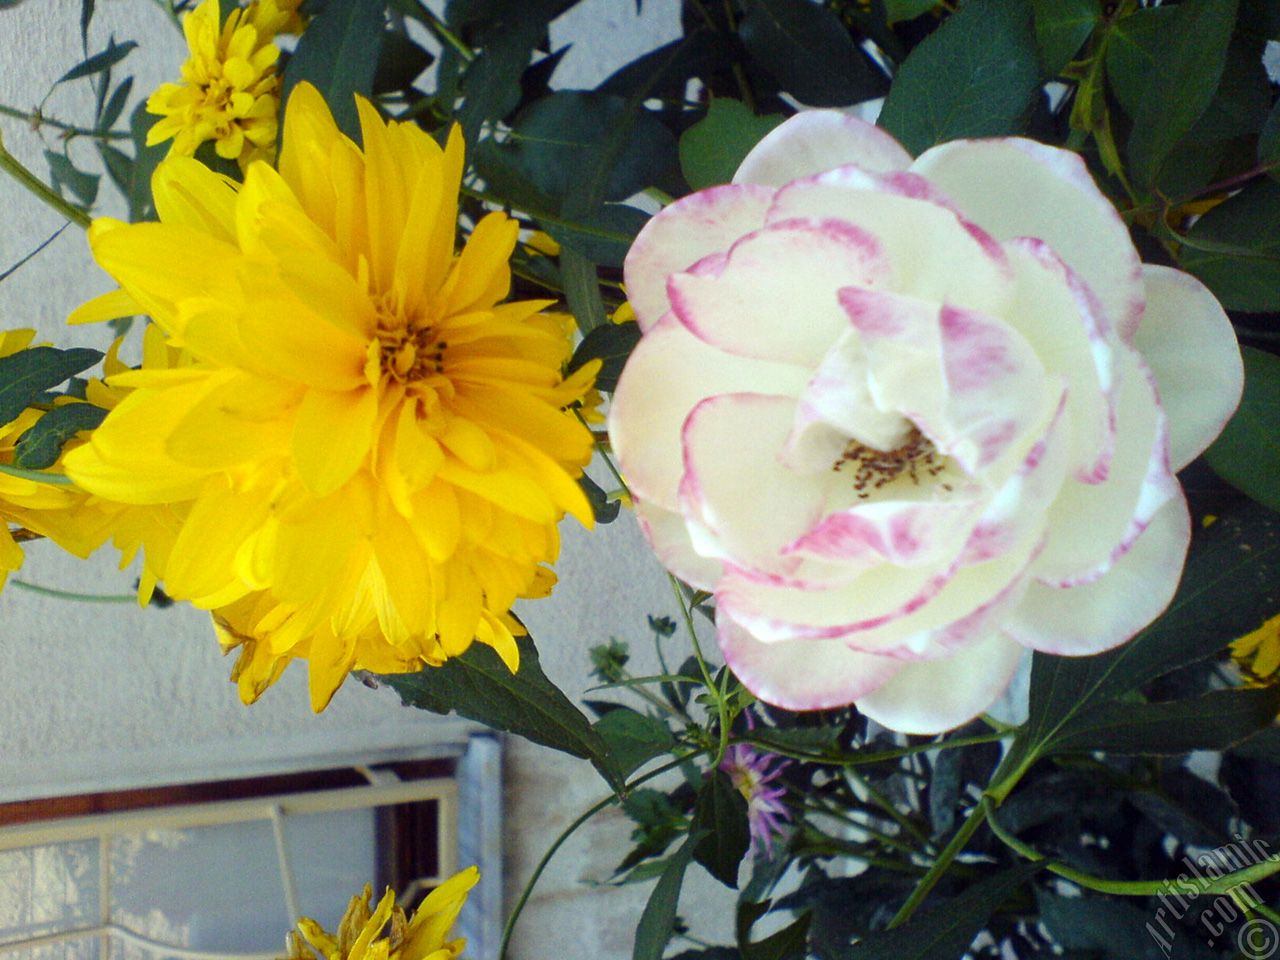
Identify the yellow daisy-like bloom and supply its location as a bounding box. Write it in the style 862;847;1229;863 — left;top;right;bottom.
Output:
286;869;477;960
1232;612;1280;682
146;0;301;167
65;83;598;711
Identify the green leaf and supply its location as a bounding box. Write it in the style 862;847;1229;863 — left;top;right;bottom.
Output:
44;151;98;208
540;204;649;269
878;0;1041;156
55;38;136;85
1102;5;1174;119
379;636;619;786
1032;0;1100;77
836;861;1042;959
1181;176;1280;311
372;30;434;96
737;899;810;960
578;472;622;525
679;99;785;191
692;771;750;888
455;7;549;144
593;707;674;780
13;403;107;470
633;836;697;960
1046;686;1280;755
884;0;938;24
568;320;641;393
281;0;385;143
738;0;887;107
561;249;609;333
127;102;167;222
1124;0;1238;189
1014;500;1280;765
1259;97;1280;171
746;725;843;755
1037;889;1218;960
1205;347;1280;513
1231;722;1280;763
0;347;103;426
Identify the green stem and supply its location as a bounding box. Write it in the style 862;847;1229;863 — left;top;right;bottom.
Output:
0;104;132;141
844;767;932;849
498;750;709;960
735;729;1010;767
0;135;92;228
10;580;137;603
984;797;1280;896
409;1;474;63
799;799;921;858
668;573;730;764
887;799;989;928
0;463;79;486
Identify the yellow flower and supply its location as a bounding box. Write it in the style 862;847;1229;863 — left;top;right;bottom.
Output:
65;83;598;711
146;0;298;167
1232;612;1280;682
286;869;477;960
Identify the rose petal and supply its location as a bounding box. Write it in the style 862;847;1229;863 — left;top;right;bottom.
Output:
633;499;723;593
1134;265;1244;471
608;313;810;510
732;111;913;188
1006;492;1190;655
718;613;903;711
767;168;1014;317
854;630;1026;735
911;139;1145;340
668;218;889;367
1032;343;1178;586
624;184;775;331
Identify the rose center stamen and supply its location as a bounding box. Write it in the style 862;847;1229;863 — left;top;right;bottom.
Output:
833;426;946;499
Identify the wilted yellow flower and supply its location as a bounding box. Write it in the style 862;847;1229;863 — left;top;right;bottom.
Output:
1232;612;1280;682
286;869;477;960
146;0;302;167
66;83;597;710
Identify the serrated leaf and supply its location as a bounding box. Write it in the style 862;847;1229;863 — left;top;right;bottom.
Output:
0;347;103;426
836;861;1043;959
633;836;697;960
1205;346;1280;513
540;204;649;269
878;0;1040;156
55;38;136;85
738;0;887;107
1181;176;1280;311
379;636;620;786
1032;0;1100;77
281;0;385;143
693;771;750;888
594;707;674;780
679;99;785;191
44;151;99;208
568;320;641;392
1124;0;1237;189
13;403;107;469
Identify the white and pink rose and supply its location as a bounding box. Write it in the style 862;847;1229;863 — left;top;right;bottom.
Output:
608;112;1244;734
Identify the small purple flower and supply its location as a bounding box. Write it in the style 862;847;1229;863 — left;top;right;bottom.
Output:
720;743;791;859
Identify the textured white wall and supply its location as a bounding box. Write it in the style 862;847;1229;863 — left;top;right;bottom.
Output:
0;2;730;958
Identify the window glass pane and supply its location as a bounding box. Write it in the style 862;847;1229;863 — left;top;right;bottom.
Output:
0;842;101;946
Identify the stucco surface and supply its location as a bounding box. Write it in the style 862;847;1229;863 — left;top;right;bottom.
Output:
0;1;731;957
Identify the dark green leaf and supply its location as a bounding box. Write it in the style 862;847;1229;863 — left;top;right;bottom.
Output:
1260;97;1280;171
0;347;104;426
128;102;167;222
746;725;842;754
1185;37;1270;143
1037;889;1219;960
372;29;434;95
379;636;619;786
281;0;385;143
884;0;937;23
577;469;621;525
1103;5;1174;118
1124;0;1238;189
55;38;136;85
633;837;697;960
598;32;738;100
738;0;887;107
1182;176;1280;311
0;226;66;283
1016;500;1280;764
679;99;785;191
669;950;740;960
836;861;1043;959
878;0;1040;156
1032;0;1100;77
568;320;641;393
692;771;750;888
1205;346;1280;512
737;898;810;960
1046;686;1280;756
13;403;107;469
540;204;649;269
455;7;549;144
45;151;98;208
562;249;609;333
97;76;133;132
593;707;674;780
1230;722;1280;763
927;746;963;837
